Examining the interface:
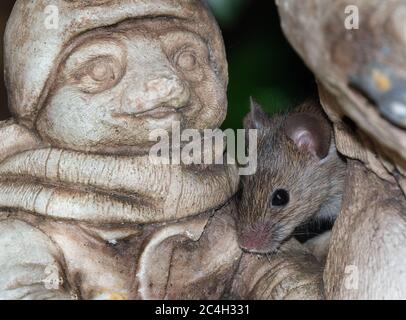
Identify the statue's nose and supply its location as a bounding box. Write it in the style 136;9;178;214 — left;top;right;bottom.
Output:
119;73;190;115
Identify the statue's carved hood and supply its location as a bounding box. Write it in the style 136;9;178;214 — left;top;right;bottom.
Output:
5;0;227;125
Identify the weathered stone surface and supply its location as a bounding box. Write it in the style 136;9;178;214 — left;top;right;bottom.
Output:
231;239;324;300
0;0;240;300
276;0;406;299
325;161;406;299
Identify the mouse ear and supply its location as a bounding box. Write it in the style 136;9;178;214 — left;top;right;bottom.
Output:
243;97;270;129
285;113;332;159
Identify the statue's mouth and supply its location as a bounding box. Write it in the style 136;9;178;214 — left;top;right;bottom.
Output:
134;106;180;119
113;105;189;120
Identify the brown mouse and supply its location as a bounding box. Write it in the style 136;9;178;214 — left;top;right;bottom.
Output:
237;98;346;254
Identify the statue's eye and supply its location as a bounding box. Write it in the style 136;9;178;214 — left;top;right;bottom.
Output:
73;56;124;94
270;189;290;207
171;45;206;82
175;50;198;71
89;61;113;82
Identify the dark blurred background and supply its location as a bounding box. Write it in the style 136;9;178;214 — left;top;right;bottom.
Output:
0;0;14;121
0;0;315;128
209;0;316;129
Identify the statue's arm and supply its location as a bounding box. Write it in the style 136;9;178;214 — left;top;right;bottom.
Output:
231;238;324;300
0;120;43;163
0;219;73;300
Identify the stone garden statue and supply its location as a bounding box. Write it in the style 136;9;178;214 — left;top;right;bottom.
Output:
0;0;323;300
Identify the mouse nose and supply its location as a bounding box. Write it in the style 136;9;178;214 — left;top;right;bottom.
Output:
239;238;264;252
238;230;270;254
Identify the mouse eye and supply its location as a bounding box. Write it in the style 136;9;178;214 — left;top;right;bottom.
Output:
270;189;290;207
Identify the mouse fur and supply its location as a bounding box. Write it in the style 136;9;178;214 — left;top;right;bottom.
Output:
237;98;346;254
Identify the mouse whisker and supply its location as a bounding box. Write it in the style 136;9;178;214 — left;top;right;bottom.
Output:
265;253;272;264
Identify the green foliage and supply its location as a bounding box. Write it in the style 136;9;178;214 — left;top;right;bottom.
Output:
207;0;248;28
208;1;315;130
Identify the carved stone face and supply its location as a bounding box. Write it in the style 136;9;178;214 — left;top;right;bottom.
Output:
36;20;227;154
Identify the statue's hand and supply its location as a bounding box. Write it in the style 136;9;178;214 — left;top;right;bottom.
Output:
0;120;43;163
231;238;324;300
